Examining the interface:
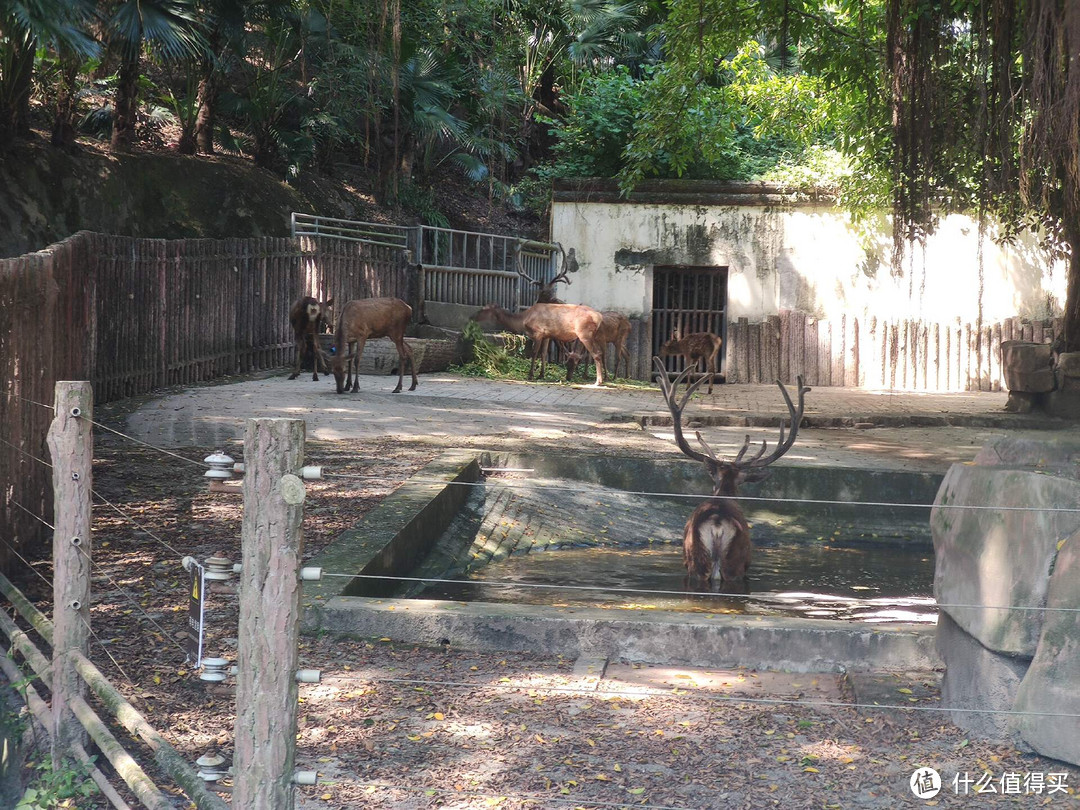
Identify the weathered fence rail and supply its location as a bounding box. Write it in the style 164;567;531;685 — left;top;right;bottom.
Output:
723;310;1062;391
1;231;410;567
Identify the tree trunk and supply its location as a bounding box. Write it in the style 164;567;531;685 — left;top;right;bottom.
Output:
51;58;81;148
1063;220;1080;352
111;53;140;150
194;57;217;154
0;38;36;146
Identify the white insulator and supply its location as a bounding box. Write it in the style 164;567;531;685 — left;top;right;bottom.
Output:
300;465;322;480
181;556;196;572
293;771;318;786
300;567;323;581
196;753;228;782
204;556;234;581
233;462;245;474
232;563;243;574
229;665;239;676
204;451;235;480
199;658;230;682
295;669;322;683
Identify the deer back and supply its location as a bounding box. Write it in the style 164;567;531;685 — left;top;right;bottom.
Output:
521;303;602;343
338;297;412;344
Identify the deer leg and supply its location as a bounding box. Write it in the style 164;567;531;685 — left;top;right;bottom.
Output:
350;337;367;392
392;337;417;393
528;339;544;380
580;336;606;386
310;333;321;382
288;335;303;380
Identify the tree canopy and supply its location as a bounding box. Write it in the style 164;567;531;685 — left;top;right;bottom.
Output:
0;0;1077;347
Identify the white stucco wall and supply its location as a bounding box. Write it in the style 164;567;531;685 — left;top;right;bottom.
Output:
550;200;1065;325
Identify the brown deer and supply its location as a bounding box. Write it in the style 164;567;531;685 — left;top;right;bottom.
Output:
659;332;723;394
565;311;632;381
655;357;808;589
332;297;418;394
472;303;607;386
288;296;334;381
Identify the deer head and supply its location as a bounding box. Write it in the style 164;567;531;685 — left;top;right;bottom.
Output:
516;241;575;304
653;357;809;495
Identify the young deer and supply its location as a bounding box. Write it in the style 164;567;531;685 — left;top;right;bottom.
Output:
565;311;632;381
472;302;606;385
288;296;334;381
332;297;418;394
655;357;809;589
659;332;723;393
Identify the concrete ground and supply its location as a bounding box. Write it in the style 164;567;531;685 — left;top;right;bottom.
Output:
118;368;1070;474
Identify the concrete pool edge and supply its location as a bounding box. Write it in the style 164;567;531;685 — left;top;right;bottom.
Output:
302;596;940;674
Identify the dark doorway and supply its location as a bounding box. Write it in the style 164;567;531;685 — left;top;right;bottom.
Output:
652;265;728;378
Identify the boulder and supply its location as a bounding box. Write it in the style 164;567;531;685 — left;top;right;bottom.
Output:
972;434;1080;470
1013;529;1080;764
932;459;1080;656
937;612;1031;741
1000;340;1055;393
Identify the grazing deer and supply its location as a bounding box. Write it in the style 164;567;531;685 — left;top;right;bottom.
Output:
332;297;418;394
659;332;723;394
288;296;334;381
472;303;607;386
655;357;809;589
566;311;632;381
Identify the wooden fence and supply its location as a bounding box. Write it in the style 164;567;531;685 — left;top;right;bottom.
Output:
722;310;1062;391
1;231;411;567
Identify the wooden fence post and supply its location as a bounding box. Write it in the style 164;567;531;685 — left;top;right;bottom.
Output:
234;418;305;810
46;380;93;766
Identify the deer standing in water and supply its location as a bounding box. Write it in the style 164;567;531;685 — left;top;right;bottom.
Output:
472;303;607;386
659;331;723;394
332;297;418;394
655;357;808;590
288;296;334;381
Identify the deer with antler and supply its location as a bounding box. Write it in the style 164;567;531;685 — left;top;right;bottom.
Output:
472;303;607;385
655;357;809;589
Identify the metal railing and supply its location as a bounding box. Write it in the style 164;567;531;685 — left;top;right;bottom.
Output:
291;213;410;251
291;213;565;311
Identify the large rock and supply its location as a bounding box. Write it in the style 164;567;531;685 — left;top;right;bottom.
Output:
1013;529;1080;763
1000;340;1055;393
932;463;1080;655
937;612;1030;740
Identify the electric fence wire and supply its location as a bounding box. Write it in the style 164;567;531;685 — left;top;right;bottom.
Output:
317;570;1079;617
0;535;54;591
328;673;1080;721
91;489;188;561
76;611;136;687
73;543;190;661
80;415;211;470
9;498;55;531
321;471;1080;514
5;390;56;412
309;779;694;810
0;435;53;468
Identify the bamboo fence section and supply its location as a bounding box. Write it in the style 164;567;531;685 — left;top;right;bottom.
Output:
722;311;1062;391
1;231;410;568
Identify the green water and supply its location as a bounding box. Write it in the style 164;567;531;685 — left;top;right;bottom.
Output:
404;474;937;623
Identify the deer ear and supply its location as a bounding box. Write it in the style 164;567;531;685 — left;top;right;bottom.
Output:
325;297;334;307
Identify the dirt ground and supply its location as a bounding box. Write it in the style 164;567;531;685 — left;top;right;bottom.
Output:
6;390;1080;809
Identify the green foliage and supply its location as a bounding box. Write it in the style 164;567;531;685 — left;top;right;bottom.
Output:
454;321;568;381
15;759;98;810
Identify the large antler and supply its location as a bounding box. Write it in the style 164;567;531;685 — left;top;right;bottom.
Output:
654;357;810;473
516;240;574;290
654;356;718;466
